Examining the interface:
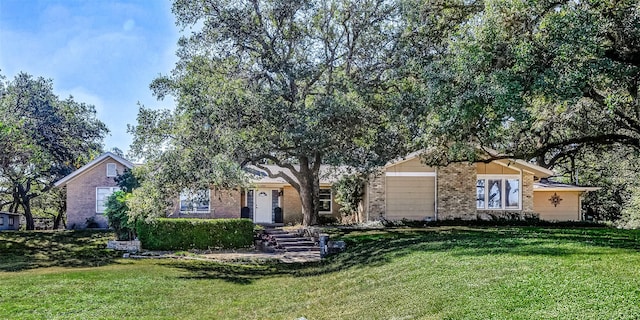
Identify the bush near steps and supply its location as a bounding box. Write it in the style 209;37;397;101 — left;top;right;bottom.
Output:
136;218;254;250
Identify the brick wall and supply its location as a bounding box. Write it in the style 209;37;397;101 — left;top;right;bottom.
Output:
281;186;341;224
171;188;241;219
65;157;127;229
282;186;303;224
522;173;534;213
436;163;477;220
365;171;386;220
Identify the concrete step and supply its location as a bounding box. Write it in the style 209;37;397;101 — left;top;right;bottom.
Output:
258;227;320;253
280;241;316;247
285;246;321;252
263;229;288;234
269;234;300;239
275;237;312;242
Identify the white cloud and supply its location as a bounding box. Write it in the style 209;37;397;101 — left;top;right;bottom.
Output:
123;19;135;32
57;87;104;114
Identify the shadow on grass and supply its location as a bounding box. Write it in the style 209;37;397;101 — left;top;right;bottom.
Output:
0;230;120;272
166;226;640;284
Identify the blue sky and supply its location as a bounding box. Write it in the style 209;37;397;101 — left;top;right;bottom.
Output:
0;0;180;153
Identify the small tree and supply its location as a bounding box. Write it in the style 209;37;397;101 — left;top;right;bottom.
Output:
104;191;135;240
131;0;413;226
104;168;142;240
333;173;366;223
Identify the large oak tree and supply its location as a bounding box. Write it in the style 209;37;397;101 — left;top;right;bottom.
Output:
131;0;413;225
415;0;640;168
0;73;108;230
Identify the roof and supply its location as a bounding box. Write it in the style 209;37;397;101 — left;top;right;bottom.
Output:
533;180;600;192
385;150;555;178
384;150;424;168
492;159;554;178
246;164;349;186
54;152;134;187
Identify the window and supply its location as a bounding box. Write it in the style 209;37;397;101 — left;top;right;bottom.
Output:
180;189;210;213
476;180;485;208
0;216;4;226
96;187;120;213
319;189;332;214
8;216;14;226
477;175;520;210
505;179;520;209
106;163;117;177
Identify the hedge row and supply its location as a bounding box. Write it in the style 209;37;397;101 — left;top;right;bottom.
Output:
136;218;254;250
384;218;608;229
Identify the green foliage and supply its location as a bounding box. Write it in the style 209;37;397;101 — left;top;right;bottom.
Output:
559;147;640;221
412;0;640;167
114;168;140;193
0;72;108;229
136;218;254;250
332;174;366;217
618;187;640;229
104;191;135;240
131;0;413;226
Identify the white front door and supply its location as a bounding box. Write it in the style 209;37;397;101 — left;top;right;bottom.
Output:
254;189;273;223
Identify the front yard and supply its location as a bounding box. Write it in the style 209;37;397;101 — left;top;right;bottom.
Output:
2;227;640;319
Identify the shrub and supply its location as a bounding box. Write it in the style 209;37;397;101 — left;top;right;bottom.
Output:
333;173;366;216
104;191;135;240
618;187;640;229
136;218;254;250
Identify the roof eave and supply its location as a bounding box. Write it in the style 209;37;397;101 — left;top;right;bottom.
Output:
54;152;134;187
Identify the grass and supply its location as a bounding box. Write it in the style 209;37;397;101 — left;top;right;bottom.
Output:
2;227;640;319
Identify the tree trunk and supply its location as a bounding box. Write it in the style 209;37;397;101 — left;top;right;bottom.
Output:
17;186;35;230
22;202;35;230
299;185;318;226
52;211;64;230
53;197;66;230
296;158;321;226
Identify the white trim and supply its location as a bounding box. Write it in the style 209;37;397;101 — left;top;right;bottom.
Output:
106;163;117;177
533;187;601;192
253;188;276;223
55;152;134;187
96;187;120;214
434;168;438;221
319;188;333;215
385;172;437;177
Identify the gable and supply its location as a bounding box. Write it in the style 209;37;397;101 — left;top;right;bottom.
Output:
476;162;520;175
54;152;134;187
385;157;436;174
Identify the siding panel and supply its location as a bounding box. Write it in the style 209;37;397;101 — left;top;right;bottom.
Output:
385;176;435;220
387;158;436;173
533;191;581;221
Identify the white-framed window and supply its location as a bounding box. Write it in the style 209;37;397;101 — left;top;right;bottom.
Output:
0;216;4;226
106;163;117;177
477;175;521;210
180;189;210;213
9;216;15;226
96;187;120;213
319;188;332;214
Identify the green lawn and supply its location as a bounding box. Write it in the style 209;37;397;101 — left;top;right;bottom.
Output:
2;227;640;319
